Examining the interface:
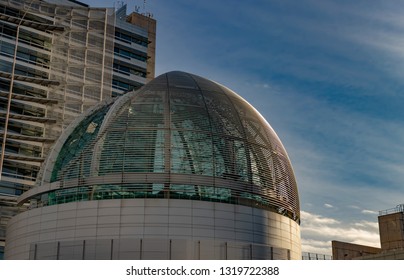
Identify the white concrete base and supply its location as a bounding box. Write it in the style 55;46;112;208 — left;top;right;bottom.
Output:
5;199;301;259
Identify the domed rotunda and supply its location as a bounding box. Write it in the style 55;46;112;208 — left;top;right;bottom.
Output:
5;71;300;259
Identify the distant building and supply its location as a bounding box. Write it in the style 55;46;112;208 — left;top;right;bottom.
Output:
332;204;404;260
5;71;301;260
331;241;381;260
0;0;156;258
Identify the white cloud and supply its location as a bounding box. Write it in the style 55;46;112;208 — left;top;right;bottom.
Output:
362;210;378;215
353;221;379;230
301;211;340;226
324;203;333;208
301;239;332;256
272;85;404;215
301;211;380;255
253;83;270;89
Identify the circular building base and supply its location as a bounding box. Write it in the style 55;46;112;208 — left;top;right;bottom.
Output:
5;199;300;259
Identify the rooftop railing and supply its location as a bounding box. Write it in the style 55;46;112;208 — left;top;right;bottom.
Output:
379;204;404;216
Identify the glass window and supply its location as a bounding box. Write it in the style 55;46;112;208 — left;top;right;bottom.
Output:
171;131;213;176
0;41;15;56
213;137;248;182
0;245;4;260
0;60;12;72
115;31;148;47
51;104;112;182
0;22;17;38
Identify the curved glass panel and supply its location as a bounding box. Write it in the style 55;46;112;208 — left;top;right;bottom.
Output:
38;71;300;222
51;103;112;182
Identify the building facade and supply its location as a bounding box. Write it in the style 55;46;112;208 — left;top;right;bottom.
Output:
112;3;155;96
0;0;156;257
5;71;301;259
332;204;404;260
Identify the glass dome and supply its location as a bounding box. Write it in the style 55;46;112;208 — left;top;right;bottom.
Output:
33;71;300;222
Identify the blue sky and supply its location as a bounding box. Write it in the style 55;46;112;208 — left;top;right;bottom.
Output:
84;0;404;254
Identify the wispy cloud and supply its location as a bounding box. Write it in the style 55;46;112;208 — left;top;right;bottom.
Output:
259;81;404;217
362;210;378;215
301;211;380;255
301;239;333;256
353;221;379;230
301;211;340;226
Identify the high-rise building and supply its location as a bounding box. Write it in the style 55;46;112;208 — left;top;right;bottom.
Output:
112;3;156;96
5;71;301;260
0;0;156;257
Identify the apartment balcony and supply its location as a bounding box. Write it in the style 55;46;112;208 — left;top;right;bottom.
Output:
114;36;148;54
0;110;57;124
113;53;147;70
113;70;146;85
0;13;65;32
0;90;58;105
0;173;35;187
0;71;60;86
3;152;44;163
0;131;54;143
14;75;60;86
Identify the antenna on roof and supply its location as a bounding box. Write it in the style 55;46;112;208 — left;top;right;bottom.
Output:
134;0;153;18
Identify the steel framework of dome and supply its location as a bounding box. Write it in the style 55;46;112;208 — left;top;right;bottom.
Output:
19;71;300;223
